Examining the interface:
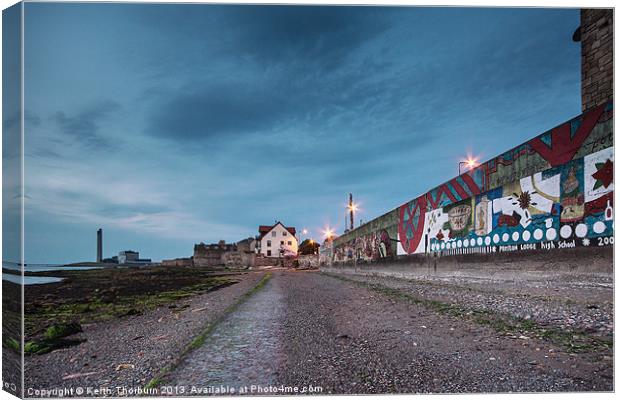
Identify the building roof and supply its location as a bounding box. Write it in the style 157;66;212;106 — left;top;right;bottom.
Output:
258;222;296;239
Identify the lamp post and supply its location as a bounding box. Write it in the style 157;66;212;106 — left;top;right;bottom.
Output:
346;200;359;232
459;158;478;175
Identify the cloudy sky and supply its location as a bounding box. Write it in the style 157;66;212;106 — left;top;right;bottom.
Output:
17;3;582;263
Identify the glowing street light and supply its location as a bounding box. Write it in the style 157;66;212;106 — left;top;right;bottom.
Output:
459;157;478;175
302;228;308;235
347;202;359;212
323;227;335;240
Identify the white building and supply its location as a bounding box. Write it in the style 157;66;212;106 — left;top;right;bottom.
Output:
118;250;139;264
118;250;151;264
257;222;298;257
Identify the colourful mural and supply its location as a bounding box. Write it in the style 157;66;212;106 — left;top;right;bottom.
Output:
332;101;613;263
396;102;614;256
424;147;613;255
334;228;396;263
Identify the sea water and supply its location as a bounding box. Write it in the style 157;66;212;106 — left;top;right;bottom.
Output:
2;262;102;285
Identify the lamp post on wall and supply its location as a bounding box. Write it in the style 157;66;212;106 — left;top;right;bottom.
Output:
459;158;478;175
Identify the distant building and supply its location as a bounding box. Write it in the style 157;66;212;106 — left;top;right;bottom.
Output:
193;240;237;267
236;237;257;253
118;250;151;264
257;222;297;258
118;250;138;263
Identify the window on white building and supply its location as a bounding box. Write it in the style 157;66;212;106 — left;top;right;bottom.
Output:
267;250;271;256
288;241;292;245
280;241;284;245
272;231;276;237
283;231;287;236
267;240;271;247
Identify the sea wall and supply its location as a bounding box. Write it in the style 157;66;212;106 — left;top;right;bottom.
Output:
322;246;612;283
330;102;613;265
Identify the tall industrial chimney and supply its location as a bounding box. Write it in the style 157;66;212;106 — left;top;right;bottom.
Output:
97;228;103;262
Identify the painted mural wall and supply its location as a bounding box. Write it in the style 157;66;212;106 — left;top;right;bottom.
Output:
333;102;613;262
333;209;398;263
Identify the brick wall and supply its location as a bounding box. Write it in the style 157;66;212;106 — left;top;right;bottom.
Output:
581;9;613;112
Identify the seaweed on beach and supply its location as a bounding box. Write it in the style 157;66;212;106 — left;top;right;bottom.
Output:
21;265;241;354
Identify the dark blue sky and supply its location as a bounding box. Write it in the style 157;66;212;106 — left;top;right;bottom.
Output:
20;4;582;263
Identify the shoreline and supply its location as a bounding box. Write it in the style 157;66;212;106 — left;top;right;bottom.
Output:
22;270;267;391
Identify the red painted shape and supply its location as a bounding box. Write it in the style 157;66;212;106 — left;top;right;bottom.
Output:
398;196;427;254
584;192;613;216
592;158;614;189
498;213;520;227
449;178;470;199
529;104;605;167
426;185;457;209
460;173;483;196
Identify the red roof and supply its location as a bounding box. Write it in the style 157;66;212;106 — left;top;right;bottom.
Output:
258;222;296;238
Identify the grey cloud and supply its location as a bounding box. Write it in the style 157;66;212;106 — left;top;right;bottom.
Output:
54;100;121;147
3;110;42;131
144;57;404;143
222;6;393;70
147;82;289;140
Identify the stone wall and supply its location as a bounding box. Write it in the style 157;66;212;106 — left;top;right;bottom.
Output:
222;251;255;269
254;255;296;268
193;241;237;268
161;257;193;267
581;9;613;112
297;254;319;269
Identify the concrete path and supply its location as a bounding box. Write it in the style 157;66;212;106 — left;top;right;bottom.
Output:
166;277;286;394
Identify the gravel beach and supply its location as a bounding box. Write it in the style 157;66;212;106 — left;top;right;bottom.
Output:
276;271;612;394
18;268;613;396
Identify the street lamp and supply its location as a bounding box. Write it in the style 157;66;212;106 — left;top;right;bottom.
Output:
459;157;478;175
299;228;308;245
346;201;359;231
308;238;317;255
